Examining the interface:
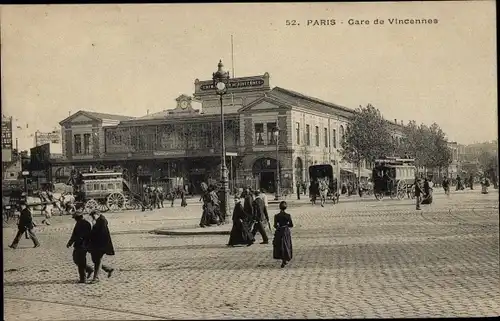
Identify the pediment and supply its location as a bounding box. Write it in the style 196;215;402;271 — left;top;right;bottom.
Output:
60;111;100;126
238;96;291;113
71;114;94;123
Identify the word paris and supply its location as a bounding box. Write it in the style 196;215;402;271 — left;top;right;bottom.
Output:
296;18;439;26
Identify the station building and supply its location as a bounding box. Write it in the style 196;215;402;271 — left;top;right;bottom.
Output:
48;66;405;194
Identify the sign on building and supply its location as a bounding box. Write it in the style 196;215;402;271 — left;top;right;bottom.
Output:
2;116;13;162
35;130;61;146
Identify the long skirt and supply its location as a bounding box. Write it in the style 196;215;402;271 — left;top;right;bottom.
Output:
273;226;293;262
227;220;254;246
481;185;488;194
200;205;219;226
181;197;187;207
421;193;433;205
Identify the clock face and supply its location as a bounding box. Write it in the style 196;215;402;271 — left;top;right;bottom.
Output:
180;101;188;109
216;82;226;91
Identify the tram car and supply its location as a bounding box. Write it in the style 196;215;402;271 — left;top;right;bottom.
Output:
372;157;416;200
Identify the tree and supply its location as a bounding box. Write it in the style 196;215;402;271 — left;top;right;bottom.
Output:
340;104;394;178
400;122;452;175
478;150;498;187
426;123;452;172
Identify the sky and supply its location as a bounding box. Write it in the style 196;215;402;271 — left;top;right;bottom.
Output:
1;2;497;151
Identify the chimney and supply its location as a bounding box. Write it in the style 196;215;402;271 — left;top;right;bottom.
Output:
394;119;397;123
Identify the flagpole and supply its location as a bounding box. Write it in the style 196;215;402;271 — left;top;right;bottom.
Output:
231;35;235;78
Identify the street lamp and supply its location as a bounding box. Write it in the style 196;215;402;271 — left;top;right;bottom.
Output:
273;125;281;200
212;60;230;219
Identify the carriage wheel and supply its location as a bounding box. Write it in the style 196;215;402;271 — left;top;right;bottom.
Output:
125;195;140;210
374;191;384;200
107;192;125;211
397;181;407;200
97;201;110;213
85;199;99;213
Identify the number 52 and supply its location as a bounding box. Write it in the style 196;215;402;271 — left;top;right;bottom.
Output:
286;20;298;26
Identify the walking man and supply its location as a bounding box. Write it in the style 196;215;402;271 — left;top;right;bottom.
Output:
88;210;115;284
67;212;94;283
251;190;269;244
414;177;423;210
442;175;450;196
9;199;40;249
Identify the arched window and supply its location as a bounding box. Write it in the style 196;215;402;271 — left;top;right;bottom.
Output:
339;125;345;143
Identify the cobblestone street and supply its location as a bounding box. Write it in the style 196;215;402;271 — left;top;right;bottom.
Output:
3;190;499;319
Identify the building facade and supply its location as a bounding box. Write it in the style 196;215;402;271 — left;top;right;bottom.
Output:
54;69;405;194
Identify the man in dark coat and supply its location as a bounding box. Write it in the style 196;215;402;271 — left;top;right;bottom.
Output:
88;210;115;283
242;187;254;218
442;175;450;196
9;200;40;249
251;190;269;244
67;212;94;283
414;177;423;210
469;174;474;190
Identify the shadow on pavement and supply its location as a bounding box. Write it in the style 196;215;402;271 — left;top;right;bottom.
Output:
4;279;77;286
118;243;229;252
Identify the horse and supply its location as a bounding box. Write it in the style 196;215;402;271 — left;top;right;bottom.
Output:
318;178;329;207
56;192;77;215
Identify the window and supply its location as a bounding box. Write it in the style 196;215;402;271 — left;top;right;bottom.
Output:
315;126;319;146
295;122;300;145
305;124;311;146
339;125;345;144
74;134;82;154
83;133;91;155
332;129;337;148
324;128;328;148
254;123;264;145
267;122;277;144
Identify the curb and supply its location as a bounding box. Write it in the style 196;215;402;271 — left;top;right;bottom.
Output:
152;228;231;236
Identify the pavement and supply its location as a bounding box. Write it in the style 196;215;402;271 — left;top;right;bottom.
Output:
3;188;499;319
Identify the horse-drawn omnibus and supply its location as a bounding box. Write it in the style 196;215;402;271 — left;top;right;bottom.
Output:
308;164;339;205
60;170;141;214
372;157;416;200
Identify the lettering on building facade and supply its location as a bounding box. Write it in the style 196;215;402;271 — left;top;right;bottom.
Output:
200;79;265;91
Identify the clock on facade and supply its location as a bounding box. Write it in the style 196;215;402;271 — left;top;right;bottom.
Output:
180;101;188;109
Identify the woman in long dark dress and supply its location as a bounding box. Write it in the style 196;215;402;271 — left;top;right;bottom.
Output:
273;201;294;268
227;199;255;247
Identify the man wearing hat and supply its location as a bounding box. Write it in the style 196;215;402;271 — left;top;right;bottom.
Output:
251;190;270;244
9;198;40;249
67;212;94;283
88;210;115;283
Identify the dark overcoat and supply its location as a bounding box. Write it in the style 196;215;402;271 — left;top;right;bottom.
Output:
18;207;35;231
89;215;115;256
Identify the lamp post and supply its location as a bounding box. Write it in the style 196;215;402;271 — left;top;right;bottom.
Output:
273;125;281;200
212;60;230;219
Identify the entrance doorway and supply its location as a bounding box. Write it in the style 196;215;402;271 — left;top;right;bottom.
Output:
253;157;280;194
259;171;276;193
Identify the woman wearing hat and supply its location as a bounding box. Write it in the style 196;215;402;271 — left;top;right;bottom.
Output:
227;198;255;247
9;199;40;249
272;201;294;268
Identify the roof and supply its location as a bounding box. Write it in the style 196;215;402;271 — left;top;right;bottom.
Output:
239;87;356;118
84;111;135;121
59;110;135;125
